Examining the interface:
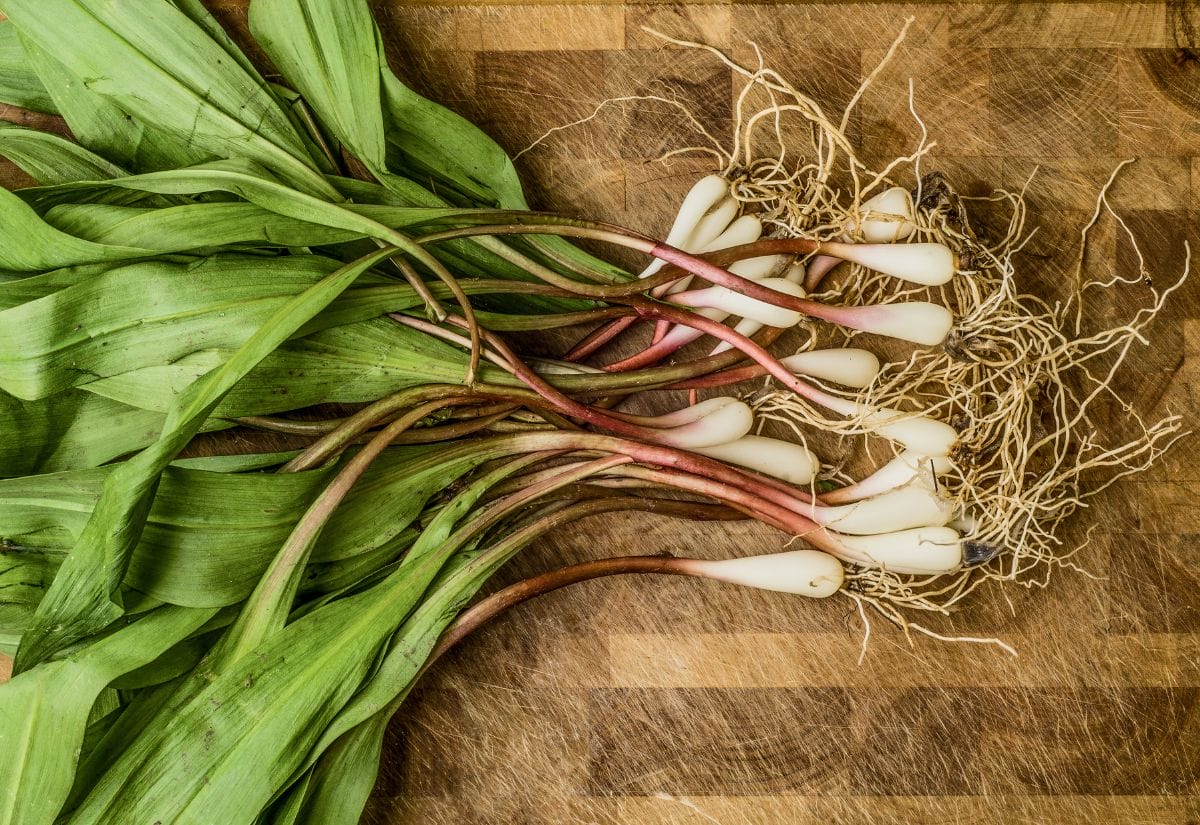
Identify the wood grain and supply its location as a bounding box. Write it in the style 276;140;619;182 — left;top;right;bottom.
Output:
363;4;1200;823
3;3;1199;824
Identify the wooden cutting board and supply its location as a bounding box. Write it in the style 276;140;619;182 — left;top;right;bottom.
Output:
355;3;1200;823
4;2;1199;824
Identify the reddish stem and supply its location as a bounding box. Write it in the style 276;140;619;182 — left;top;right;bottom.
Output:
803;254;841;292
498;430;813;519
564;316;639;361
443;316;744;447
664;362;772;390
430;554;703;660
602;296;852;416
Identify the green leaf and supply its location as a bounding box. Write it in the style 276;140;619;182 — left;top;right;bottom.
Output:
378;49;528;210
290;716;388;825
0;387;228;478
0;125;125;185
0;0;335;197
0;187;150;272
0;446;489;637
0;254;346;400
0;456;338;619
44;200;470;254
0;20;54;113
0;314;494;479
13;244;396;671
66;585;400;823
247;0;528;210
65;449;539;824
16;32;203;173
259;770;312;825
248;0;387;170
0;604;216;825
80;318;488;417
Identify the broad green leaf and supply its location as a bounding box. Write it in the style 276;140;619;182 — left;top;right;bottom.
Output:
1;316;488;479
248;0;387;170
44;200;471;254
0;548;46;654
125;465;330;606
37;192;585;310
290;716;388;825
80;318;494;417
258;771;312;825
0;21;54;113
39;161;607;315
0;187;150;272
166;0;342;177
0;458;331;615
0;388;229;478
0;548;47;604
0;604;216;825
66;448;539;824
0;125;124;185
169;0;273;88
66;584;399;824
0;0;336;198
27;164;614;311
16;32;202;173
13;244;396;671
0;253;493;402
65;677;181;813
97;161;435;245
0;254;347;399
41;162;474;297
248;0;527;209
0;262;137;310
169;451;299;472
0;446;478;608
378;47;528;210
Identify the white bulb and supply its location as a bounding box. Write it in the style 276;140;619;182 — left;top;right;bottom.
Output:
700;215;762;253
834;242;955;286
860;408;959;457
689;197;740;251
687;277;805;328
693;435;820;485
692;550;844;598
782;260;807;284
852;187;916;243
864;302;953;346
640;174;730;278
643;395;742;428
659;399;754;449
836;526;963;575
727;254;784;281
822;450;954;505
780;348;881;389
809;483;956;535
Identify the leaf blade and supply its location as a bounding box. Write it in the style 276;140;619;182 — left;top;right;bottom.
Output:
13;244;396;670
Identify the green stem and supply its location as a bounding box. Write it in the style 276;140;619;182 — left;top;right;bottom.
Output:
219;397;479;664
283;384;539;473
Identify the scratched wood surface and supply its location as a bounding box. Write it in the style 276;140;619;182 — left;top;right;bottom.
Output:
358;4;1200;823
3;2;1200;824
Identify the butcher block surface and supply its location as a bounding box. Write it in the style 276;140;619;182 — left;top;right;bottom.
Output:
3;2;1200;824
